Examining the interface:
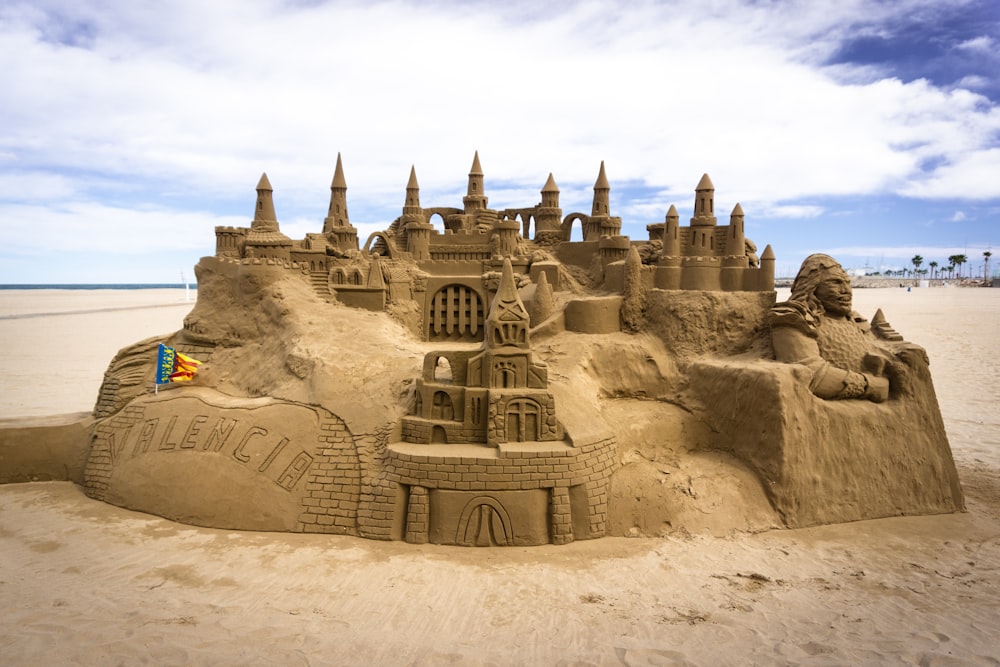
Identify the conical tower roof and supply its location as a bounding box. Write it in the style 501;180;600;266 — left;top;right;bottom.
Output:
470;150;483;175
486;258;530;349
407;165;419;189
594;161;610;189
696;173;714;190
665;204;678;220
542;172;559;193
331;153;347;189
731;203;744;216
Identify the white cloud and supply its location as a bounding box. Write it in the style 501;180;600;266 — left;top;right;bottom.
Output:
0;0;997;281
950;211;967;222
957;35;995;53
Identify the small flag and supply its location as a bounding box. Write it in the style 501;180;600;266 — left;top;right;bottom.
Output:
156;343;203;385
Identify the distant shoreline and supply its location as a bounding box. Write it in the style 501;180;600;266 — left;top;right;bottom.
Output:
0;284;197;290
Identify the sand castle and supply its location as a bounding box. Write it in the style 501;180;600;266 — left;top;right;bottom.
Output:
2;153;964;545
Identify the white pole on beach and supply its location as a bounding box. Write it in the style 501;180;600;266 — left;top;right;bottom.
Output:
181;271;191;302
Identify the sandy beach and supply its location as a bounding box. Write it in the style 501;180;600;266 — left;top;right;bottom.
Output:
1;286;999;665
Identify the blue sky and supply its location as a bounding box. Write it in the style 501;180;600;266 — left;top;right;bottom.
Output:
1;0;998;283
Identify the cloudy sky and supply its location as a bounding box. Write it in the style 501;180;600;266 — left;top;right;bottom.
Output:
2;0;998;283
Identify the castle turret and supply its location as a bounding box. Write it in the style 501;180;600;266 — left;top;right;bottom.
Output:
534;173;563;236
253;173;278;230
486;258;530;351
727;203;745;255
591;161;610;217
687;173;718;259
663;204;680;257
244;172;292;261
720;203;749;290
403;165;422;216
463;151;488;214
758;243;775;290
324;153;349;232
401;166;432;259
585;161;621;240
691;173;717;227
322;153;359;251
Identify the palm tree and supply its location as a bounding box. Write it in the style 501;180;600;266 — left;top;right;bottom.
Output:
985;250;993;281
947;263;956;279
954;254;968;279
911;255;923;284
929;260;938;280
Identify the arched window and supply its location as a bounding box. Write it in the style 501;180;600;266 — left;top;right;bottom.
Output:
428;285;484;341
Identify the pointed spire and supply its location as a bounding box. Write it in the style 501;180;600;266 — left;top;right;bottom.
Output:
761;244;775;260
331;152;347;189
542;172;559;193
253;172;277;224
407;165;419;189
591;161;610;217
594;161;610;189
487;258;530;348
464;151;487;212
730;203;744;217
665;204;678;221
691;172;717;227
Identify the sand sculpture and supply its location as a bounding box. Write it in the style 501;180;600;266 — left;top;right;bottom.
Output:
16;152;961;545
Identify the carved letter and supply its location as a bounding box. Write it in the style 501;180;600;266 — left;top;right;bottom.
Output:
233;426;267;463
276;452;313;491
258;437;289;473
181;415;209;449
158;416;179;450
204;418;238;452
132;418;159;456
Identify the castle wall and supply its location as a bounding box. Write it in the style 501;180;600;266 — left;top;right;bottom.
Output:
379;434;617;545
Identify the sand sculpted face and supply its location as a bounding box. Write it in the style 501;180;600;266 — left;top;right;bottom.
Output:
813;269;853;317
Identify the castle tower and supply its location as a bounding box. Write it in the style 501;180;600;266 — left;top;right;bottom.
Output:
758;244;775;290
720;203;749;290
691;173;717;227
591;161;610;217
727;203;745;256
663;204;680;257
463;151;488;214
252;173;278;231
244;172;292;261
403;165;422;216
401;166;432;259
486;258;530;352
323;153;349;232
688;173;718;258
322;153;359;251
585;161;621;240
534;173;563;236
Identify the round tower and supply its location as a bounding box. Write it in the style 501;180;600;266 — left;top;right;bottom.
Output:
534;173;563;236
463;151;488;214
323;153;359;251
655;204;682;289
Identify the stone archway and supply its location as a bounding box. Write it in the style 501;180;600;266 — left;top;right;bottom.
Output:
456;496;514;546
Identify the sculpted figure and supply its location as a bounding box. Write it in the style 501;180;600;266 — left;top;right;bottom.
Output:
769;254;927;402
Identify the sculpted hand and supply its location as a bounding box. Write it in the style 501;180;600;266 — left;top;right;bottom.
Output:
863;374;889;403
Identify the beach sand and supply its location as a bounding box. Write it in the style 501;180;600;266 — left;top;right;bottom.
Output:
1;286;999;665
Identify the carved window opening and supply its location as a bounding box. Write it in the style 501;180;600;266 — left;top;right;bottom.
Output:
505;399;540;442
434;357;453;382
428;285;484;341
432;391;454;420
